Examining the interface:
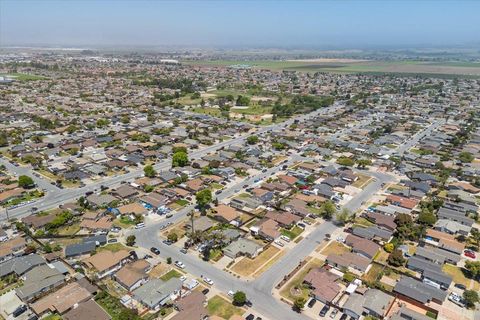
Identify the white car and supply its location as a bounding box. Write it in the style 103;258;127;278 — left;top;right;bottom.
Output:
179;276;187;282
202;276;214;285
175;261;186;269
336;236;345;243
227;290;235;297
274;239;284;247
280;235;291;242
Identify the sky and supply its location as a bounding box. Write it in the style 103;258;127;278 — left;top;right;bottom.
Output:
1;0;479;49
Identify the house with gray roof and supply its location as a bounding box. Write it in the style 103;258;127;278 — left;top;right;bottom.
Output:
16;264;66;301
133;278;182;310
393;276;447;304
407;256;452;289
223;238;263;259
0;254;46;277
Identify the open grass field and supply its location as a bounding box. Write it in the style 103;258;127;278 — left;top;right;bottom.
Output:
231;246;281;276
183;60;480;77
207;295;243;319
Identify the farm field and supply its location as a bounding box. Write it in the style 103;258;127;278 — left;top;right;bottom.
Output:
183;60;480;77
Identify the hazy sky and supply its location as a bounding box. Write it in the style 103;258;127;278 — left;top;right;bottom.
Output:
1;0;479;48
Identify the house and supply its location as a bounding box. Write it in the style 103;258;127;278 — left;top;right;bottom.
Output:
211;204;241;226
393;276;447;305
365;212;397;231
342;293;364;320
352;226;392;242
278;174;298;186
0;236;26;262
112;185;138;199
63;300;111;320
303;268;341;305
171;291;208;320
326;252;371;273
223;238;263;259
116;202;148;216
114;259;150;291
140;192;168;209
31;281;92;315
434;219;471;236
133;278;182;310
386;195;418;210
252;188;274;203
86;194;117;207
82;249;130;278
424;229;465;254
345;234;380;259
362;289;395;319
65;241;96;258
406;256;452;290
185;216;215;233
15;264;66;301
264;210;301;228
414;245;460;265
0;254;46;277
250;218;280;241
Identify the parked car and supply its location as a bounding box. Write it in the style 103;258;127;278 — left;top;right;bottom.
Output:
245;300;253;307
108;239;118;244
228;290;235;297
319;305;330;317
202;288;210;295
330;308;338;318
150;247;160;255
245;315;255;320
180;248;188;254
339;314;348;320
175;261;186;269
165;213;173;218
163;239;173;245
202;276;214;285
274;239;284;247
215;190;222;195
454;283;467;290
297;222;306;229
307;298;316;308
280;235;291;242
464;250;476;259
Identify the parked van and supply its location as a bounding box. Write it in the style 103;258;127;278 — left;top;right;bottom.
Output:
135;222;145;229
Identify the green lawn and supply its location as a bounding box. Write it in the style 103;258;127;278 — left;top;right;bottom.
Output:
43;315;62;320
191;107;223;117
160;269;183;281
98;243;129;253
280;226;303;240
175;199;189;206
207;295;243;319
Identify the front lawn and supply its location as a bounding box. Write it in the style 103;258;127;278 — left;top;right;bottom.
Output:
230;246;280;276
320;241;351;256
160;269;183;281
442;264;480;291
207;295;243;319
98;243;129;253
280;226;303;240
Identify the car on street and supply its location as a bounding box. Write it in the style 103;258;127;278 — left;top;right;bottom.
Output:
165;213;173;218
297;222;306;229
179;275;187;282
339;314;348;320
202;288;210;295
150;247;160;255
108;239;118;243
245;315;255;320
163;239;173;245
274;239;284;247
228;290;235;297
215;190;222;195
307;298;316;308
180;248;188;254
319;305;330;317
143;254;152;259
201;276;214;285
175;261;186;269
280;235;291;242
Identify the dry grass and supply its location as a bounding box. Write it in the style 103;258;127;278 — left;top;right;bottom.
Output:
230;246;280;276
320;241;351;256
279;258;324;302
148;263;171;278
352;174;372;188
442;264;480;291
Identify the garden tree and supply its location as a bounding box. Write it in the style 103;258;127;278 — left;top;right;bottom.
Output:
384;243;394;253
236;95;250;106
126;235;136;246
246;135;259;145
232;291;247;306
417;209;437;226
144;185;154;193
0;131;8;147
356;159;372;169
335;208;351;225
167;232;178;242
463;290;479;309
464;261;480;280
172;151;189;167
394;213;414;240
459;151;474;163
293;297;306;312
18;175;35;188
388;249;406;267
96;118;110;128
319;200;336;219
336;156;355;167
143;165;156;178
196;189;212;212
172;146;187;153
470;228;480;249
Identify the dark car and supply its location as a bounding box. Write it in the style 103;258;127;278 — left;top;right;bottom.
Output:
215;190;222;195
245;300;253;307
163;240;173;246
202;288;210;295
339;314;348;320
454;283;467;290
13;305;27;317
180;248;188;254
307;298;316;308
150;247;160;255
319;305;330;317
245;315;255;320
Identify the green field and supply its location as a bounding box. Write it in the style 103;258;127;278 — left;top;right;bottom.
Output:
1;73;47;81
183;59;480;77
